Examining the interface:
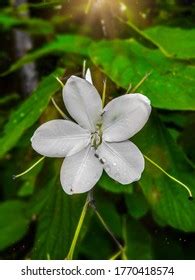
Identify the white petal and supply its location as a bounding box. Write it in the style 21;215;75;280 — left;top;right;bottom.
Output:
85;68;93;84
96;141;144;184
102;94;151;142
31;119;90;157
63;76;102;132
60;145;103;194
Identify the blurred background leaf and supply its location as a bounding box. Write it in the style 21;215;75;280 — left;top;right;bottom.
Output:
90;39;195;110
0;0;195;260
0;68;64;158
0;200;31;251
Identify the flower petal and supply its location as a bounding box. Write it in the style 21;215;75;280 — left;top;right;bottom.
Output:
31;119;90;157
60;145;103;194
63;76;102;132
85;68;93;84
102;94;151;142
96;141;144;184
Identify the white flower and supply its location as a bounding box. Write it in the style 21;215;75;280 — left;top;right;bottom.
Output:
31;72;151;195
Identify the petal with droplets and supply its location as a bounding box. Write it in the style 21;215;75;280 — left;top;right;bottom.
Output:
96;141;144;184
60;145;103;194
31;119;90;157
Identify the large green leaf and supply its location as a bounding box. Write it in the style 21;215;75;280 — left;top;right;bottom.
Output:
31;171;88;260
0;13;54;34
145;26;195;60
90;39;195;110
2;35;92;75
0;68;64;158
133;113;195;232
0;200;30;250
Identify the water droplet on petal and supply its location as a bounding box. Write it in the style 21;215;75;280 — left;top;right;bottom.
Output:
113;162;117;166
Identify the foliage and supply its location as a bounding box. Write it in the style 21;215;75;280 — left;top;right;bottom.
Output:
0;0;195;260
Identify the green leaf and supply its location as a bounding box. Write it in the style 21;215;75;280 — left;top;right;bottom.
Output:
125;187;149;219
95;193;123;237
0;68;64;158
98;172;133;193
133;113;195;232
0;200;30;250
31;173;88;260
124;218;153;259
2;35;92;75
90;39;195;110
0;13;54;35
145;26;195;60
0;14;19;29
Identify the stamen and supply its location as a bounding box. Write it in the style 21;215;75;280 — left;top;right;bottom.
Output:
131;71;152;93
51;97;69;120
144;154;193;200
102;78;107;107
82;60;87;78
54;76;64;88
126;83;132;94
13;156;45;179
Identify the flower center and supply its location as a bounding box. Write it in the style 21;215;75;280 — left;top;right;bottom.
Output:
91;123;103;148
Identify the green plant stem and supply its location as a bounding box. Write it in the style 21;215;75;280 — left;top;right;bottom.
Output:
93;207;123;251
13;156;45;179
65;194;90;260
144;154;193;199
109;250;122;260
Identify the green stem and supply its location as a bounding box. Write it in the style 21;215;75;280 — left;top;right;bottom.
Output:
93;207;123;251
109;250;122;260
144;154;193;199
66;194;90;260
13;156;45;179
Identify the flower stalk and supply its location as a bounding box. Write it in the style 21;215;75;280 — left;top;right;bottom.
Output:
65;193;90;260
